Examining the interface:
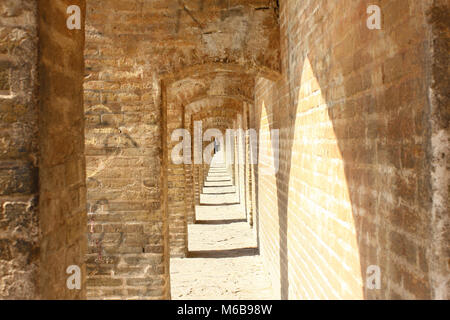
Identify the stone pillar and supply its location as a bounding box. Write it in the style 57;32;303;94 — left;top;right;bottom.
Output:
0;0;87;299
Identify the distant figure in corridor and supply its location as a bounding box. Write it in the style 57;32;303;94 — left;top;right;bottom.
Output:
214;138;220;154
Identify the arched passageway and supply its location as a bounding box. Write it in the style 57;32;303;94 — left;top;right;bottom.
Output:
0;0;448;301
170;153;277;299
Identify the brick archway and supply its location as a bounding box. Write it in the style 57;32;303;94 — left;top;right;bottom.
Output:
1;0;447;301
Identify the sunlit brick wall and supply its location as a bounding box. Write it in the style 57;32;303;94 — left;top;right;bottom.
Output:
254;0;445;300
84;0;168;299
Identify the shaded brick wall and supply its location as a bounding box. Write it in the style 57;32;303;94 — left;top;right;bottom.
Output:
1;0;87;299
165;82;187;258
254;0;447;299
427;0;449;299
243;102;255;226
38;0;87;299
236;113;247;213
0;0;39;299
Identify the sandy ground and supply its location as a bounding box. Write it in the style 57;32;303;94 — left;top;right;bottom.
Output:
170;202;278;300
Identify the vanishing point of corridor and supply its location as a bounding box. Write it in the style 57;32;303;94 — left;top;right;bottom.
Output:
171;157;277;300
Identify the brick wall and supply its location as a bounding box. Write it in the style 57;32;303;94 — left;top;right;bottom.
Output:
236;113;247;214
254;0;447;299
243;102;255;226
84;1;168;299
38;0;87;299
165;82;187;258
0;0;87;299
427;0;449;299
0;0;39;299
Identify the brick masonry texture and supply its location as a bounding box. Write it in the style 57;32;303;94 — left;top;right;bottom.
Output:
0;0;448;300
0;0;86;299
0;0;39;299
83;0;279;299
38;0;87;300
253;0;448;299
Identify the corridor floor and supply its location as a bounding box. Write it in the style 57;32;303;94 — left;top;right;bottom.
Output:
170;162;278;300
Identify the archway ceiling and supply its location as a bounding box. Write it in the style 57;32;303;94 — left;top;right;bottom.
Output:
193;115;239;124
192;115;236;130
185;96;244;116
167;71;255;106
150;0;281;80
161;62;280;85
192;110;239;122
